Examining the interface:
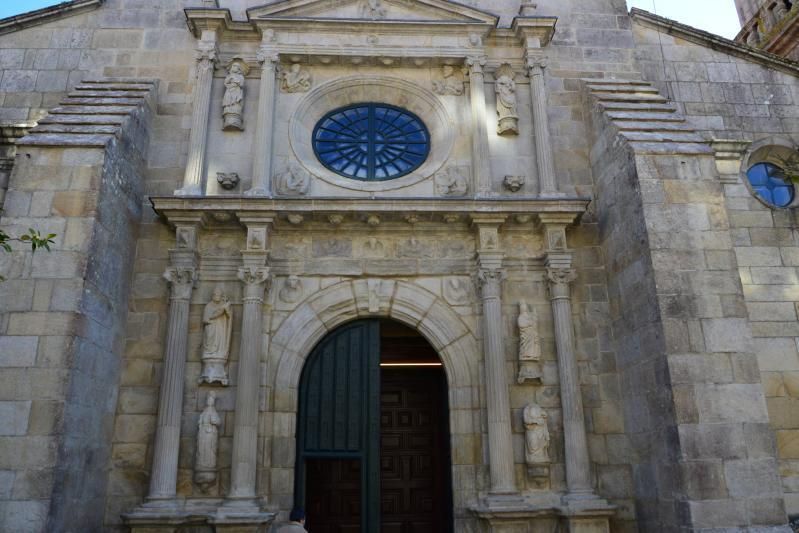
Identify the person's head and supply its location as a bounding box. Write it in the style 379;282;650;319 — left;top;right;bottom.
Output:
289;508;305;523
212;286;223;302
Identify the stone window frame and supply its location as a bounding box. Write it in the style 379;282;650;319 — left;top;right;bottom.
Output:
289;75;456;192
742;138;799;210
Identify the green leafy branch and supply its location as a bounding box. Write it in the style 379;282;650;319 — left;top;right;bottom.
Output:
779;152;799;184
0;227;56;282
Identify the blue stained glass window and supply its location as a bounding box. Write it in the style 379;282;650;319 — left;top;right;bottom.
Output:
313;103;431;182
746;162;794;208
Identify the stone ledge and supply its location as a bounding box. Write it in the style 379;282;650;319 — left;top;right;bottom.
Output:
0;0;104;36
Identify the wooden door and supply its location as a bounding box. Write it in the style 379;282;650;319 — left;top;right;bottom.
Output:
380;368;450;533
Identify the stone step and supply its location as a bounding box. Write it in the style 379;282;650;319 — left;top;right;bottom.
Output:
614;120;696;132
584;78;653;85
31;124;120;135
38;114;127;125
629;141;713;155
606;111;683;121
620;131;705;143
68;90;153;98
591;91;668;102
49;105;137;115
61;97;141;106
597;101;679;112
586;83;660;94
81;77;158;84
19;133;113;147
74;83;153;92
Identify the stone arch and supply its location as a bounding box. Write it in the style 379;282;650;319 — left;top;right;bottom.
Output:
268;279;481;414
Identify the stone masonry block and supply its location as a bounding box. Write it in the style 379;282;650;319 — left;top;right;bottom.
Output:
0;401;31;436
724;458;782;499
0;336;38;367
735;247;782;267
695;383;769;423
702;318;752;353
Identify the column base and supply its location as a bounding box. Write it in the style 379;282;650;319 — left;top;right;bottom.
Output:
558;492;615;533
122;498;274;533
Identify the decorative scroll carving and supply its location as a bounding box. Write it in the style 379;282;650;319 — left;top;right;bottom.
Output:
281;63;312;93
435;166;468;196
195;391;221;490
276;163;310;195
523;403;550;465
222;59;249;131
279;275;303;304
199;287;233;386
359;0;387;20
432;65;464;96
495;64;519;135
517;301;542;384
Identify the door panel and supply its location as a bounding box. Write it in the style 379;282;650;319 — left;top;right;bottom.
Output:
305;458;361;533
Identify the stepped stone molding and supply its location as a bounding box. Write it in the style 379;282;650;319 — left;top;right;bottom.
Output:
584;79;712;156
19;78;157;148
0;0;103;36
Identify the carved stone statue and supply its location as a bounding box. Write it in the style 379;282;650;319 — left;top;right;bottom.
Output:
517;301;543;384
199;287;233;386
277;163;310;195
435;166;468;196
222;59;248;131
281;63;312;93
495;64;519;135
433;65;464;96
360;0;386;19
523;403;550;465
195;391;221;490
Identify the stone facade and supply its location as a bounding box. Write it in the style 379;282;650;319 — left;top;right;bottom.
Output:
0;1;797;532
734;0;799;61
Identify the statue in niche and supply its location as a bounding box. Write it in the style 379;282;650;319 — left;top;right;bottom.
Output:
279;275;303;304
495;64;519;135
195;391;221;490
281;63;312;93
222;59;248;131
360;0;387;20
517;301;542;384
433;65;464;96
435;166;468;197
199;287;233;386
277;163;310;195
523;403;550;465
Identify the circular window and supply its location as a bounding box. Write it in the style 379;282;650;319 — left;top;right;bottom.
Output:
746;162;794;208
312;103;430;182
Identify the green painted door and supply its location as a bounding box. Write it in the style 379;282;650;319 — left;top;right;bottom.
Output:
296;320;381;532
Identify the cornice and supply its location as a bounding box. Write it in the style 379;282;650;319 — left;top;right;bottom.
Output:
630;8;799;78
511;16;558;48
0;0;104;36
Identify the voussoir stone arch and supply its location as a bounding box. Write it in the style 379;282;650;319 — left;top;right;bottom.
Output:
268;279;482;414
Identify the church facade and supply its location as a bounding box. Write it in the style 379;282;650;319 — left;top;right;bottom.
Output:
0;0;799;531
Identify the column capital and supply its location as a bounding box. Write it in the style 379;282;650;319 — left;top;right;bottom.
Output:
195;37;219;69
477;267;507;288
545;266;577;287
256;46;279;67
163;266;198;301
237;266;271;286
465;54;487;74
525;54;547;73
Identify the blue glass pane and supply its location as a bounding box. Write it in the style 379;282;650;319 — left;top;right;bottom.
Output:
746;162;794;208
313;103;431;182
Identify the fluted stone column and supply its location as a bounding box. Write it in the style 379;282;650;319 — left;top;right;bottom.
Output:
467;55;491;197
526;55;558;197
247;43;279;196
147;229;199;501
473;217;517;497
545;255;595;499
175;31;217;196
228;220;272;502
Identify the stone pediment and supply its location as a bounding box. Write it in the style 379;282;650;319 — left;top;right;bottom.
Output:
247;0;498;26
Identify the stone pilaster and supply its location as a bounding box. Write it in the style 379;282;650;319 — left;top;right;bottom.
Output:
246;42;279;196
148;225;199;501
175;31;217;196
466;55;491;197
472;216;518;499
526;54;558;197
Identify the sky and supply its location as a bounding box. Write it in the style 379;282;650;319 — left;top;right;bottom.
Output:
0;0;744;39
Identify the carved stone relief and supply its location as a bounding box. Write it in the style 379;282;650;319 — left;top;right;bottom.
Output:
195;391;221;490
359;0;387;20
443;277;471;305
363;237;385;257
367;279;383;313
222;58;249;131
216;172;240;190
432;65;464;96
523;402;550;466
503;175;525;193
276;163;310;195
495;64;519;136
281;63;312;93
434;166;468;197
517;301;542;384
199;287;233;386
279;275;303;304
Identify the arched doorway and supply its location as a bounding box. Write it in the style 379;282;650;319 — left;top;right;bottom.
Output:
295;319;453;532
